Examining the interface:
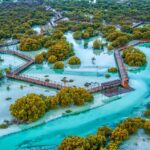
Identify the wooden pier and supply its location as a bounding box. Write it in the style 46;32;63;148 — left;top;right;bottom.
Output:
114;50;128;88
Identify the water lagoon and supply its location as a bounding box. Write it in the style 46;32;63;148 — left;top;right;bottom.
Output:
0;32;150;149
0;54;25;70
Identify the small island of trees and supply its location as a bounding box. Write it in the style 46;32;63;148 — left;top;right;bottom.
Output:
9;87;93;123
122;47;147;67
10;93;46;123
93;39;102;49
108;67;118;73
68;56;81;65
19;37;42;51
53;61;64;69
59;118;150;150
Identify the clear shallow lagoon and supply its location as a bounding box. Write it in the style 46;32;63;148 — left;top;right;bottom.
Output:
0;54;25;70
0;33;150;149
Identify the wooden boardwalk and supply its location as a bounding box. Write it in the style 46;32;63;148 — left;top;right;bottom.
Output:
0;49;34;61
0;40;19;47
6;74;65;90
1;39;150;95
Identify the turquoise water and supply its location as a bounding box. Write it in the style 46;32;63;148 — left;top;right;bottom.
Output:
0;33;150;149
32;25;41;34
0;54;25;70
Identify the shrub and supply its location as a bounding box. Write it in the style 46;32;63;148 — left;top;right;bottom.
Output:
48;40;73;60
144;110;150;118
105;74;111;78
111;127;129;143
58;136;90;150
53;61;64;69
86;134;106;149
82;31;90;39
68;56;81;65
45;96;58;110
118;118;144;135
144;120;150;135
107;141;119;150
19;37;41;51
5;67;11;74
73;31;82;40
108;67;118;73
93;39;102;49
122;46;147;67
48;55;57;63
97;126;112;137
35;53;44;64
107;45;113;50
0;123;8;129
56;87;94;107
10;93;46;122
52;30;64;39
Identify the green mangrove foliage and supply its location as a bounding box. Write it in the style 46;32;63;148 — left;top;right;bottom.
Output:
68;56;81;65
59;117;150;150
93;39;102;49
53;61;64;69
19;37;42;51
0;3;53;40
10;88;93;123
35;53;45;64
34;34;74;64
48;40;74;60
48;55;57;63
122;47;147;66
144;110;150;118
10;93;46;122
108;67;118;73
73;31;82;40
56;87;94;107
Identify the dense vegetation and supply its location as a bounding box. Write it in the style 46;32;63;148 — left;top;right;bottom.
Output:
10;93;46;122
56;87;93;107
68;56;81;65
53;61;64;69
34;31;74;63
19;36;42;51
0;2;53;40
93;39;102;49
122;46;147;67
49;0;150;24
144;110;150;118
48;55;57;63
59;118;150;150
108;67;118;73
10;88;93;122
47;39;73;60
